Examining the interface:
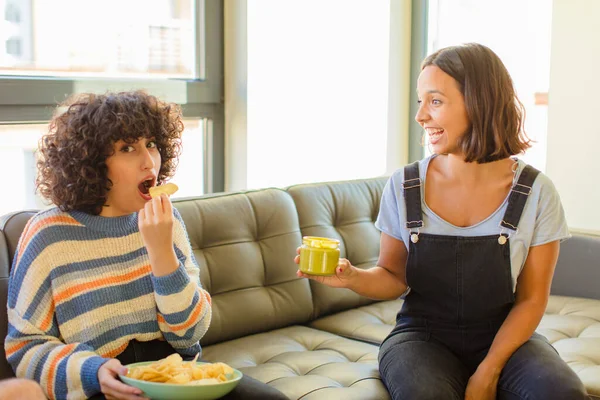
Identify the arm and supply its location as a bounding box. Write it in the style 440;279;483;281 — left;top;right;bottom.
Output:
296;232;409;300
139;195;212;350
476;240;559;375
350;232;408;299
6;220;109;399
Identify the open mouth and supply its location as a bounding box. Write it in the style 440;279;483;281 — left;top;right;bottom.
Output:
138;177;156;199
426;128;444;144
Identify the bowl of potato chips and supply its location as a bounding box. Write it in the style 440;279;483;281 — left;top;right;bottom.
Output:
119;354;243;400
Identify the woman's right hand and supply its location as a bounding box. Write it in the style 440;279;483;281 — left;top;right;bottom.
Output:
294;247;358;289
98;359;149;400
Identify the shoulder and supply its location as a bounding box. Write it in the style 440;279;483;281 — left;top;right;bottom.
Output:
531;169;557;192
23;207;82;236
523;165;561;204
18;208;84;251
388;155;435;185
518;163;566;226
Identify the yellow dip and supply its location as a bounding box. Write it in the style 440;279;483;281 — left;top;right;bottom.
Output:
299;236;340;275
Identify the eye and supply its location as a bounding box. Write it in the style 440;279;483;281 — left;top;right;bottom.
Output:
120;145;135;153
147;140;157;149
432;99;442;105
417;99;422;105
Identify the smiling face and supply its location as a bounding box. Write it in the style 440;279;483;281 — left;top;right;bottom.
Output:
101;137;160;217
416;65;471;157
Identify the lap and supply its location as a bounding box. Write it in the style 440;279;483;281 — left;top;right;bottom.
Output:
379;331;469;400
89;373;287;400
220;374;288;400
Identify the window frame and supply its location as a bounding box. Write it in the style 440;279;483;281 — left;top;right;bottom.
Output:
408;0;429;163
0;0;224;193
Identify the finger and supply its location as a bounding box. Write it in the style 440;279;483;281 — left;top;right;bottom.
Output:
296;246;301;255
162;193;173;216
336;259;351;274
152;195;162;219
104;378;144;397
138;209;145;227
296;270;306;278
103;360;127;375
144;198;154;219
294;255;300;264
296;270;316;280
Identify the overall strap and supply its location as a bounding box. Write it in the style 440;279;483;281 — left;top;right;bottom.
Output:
500;164;541;232
403;161;423;229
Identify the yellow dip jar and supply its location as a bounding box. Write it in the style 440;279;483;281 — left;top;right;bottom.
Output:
299;236;340;276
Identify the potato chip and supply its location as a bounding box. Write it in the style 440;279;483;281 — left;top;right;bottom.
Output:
149;183;179;198
126;353;235;385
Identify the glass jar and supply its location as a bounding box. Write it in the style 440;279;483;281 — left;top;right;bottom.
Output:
299;236;340;276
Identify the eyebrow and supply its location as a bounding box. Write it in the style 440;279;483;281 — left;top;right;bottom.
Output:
416;89;446;96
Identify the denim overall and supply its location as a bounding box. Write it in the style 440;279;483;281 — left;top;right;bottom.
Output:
378;161;589;400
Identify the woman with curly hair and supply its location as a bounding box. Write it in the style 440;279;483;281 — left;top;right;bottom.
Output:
5;91;287;400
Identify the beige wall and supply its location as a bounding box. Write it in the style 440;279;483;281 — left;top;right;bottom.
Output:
547;0;600;232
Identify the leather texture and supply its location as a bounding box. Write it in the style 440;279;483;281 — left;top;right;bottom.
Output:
551;233;600;300
0;228;9;380
174;188;312;346
287;178;387;318
0;180;599;399
201;325;387;400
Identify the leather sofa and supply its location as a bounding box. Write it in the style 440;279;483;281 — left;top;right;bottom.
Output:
1;177;599;399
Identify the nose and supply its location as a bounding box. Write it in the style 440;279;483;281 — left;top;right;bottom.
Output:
141;147;156;170
415;103;429;125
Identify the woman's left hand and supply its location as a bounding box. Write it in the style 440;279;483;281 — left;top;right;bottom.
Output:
464;365;500;400
139;194;179;276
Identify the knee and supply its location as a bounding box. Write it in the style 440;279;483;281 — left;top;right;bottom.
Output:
0;378;46;400
537;383;589;400
380;365;462;400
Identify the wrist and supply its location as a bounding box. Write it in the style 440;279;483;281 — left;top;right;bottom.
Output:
477;358;503;376
147;249;179;276
346;265;361;290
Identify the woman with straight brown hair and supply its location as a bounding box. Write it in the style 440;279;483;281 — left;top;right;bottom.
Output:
295;43;589;399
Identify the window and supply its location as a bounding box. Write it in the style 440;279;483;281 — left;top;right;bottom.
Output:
245;0;391;189
1;0;196;79
0;0;224;218
0;123;44;215
426;0;552;171
0;119;206;216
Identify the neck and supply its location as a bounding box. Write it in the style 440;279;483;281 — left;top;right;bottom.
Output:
439;154;513;184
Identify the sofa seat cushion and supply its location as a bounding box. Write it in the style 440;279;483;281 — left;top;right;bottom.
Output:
201;325;389;400
309;296;600;399
538;296;600;398
309;299;403;345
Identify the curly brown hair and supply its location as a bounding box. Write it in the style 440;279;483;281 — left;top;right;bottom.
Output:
422;43;531;163
37;90;183;215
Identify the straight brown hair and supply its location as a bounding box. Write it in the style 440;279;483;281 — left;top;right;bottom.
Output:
421;43;531;163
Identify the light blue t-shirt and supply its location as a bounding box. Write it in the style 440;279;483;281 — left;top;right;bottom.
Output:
375;155;570;291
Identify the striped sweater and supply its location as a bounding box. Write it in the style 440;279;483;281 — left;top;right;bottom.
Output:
4;207;212;400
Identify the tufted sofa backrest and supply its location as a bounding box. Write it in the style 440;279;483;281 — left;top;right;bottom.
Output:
287;178;388;318
174;188;312;346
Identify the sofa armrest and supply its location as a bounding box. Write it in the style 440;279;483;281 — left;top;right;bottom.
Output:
1;228;15;379
552;232;600;300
